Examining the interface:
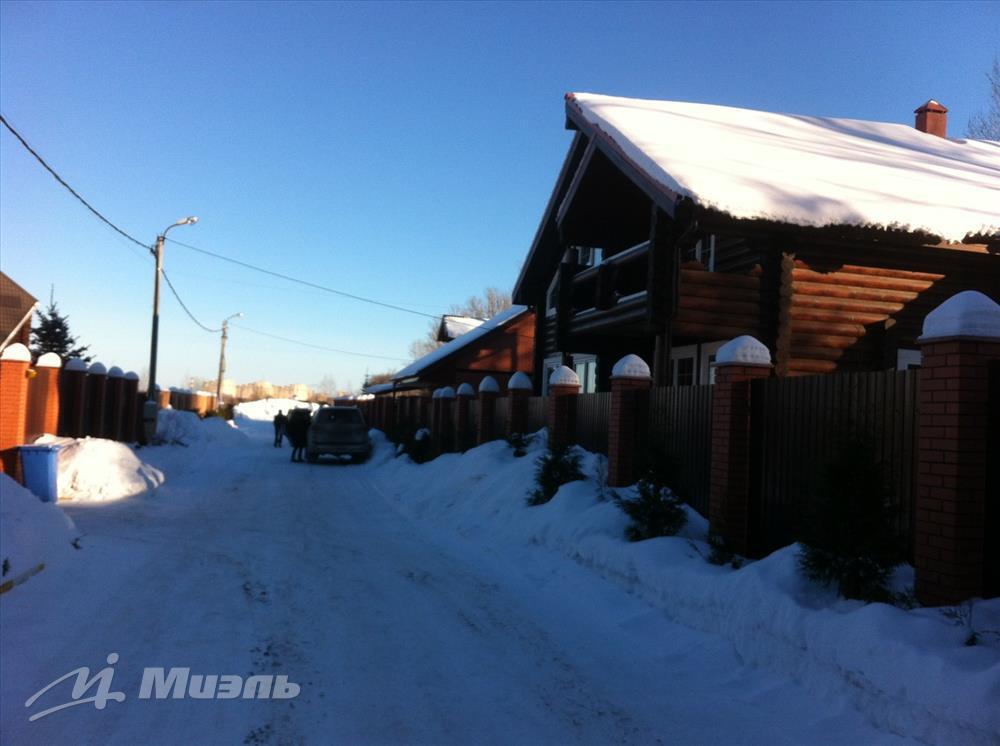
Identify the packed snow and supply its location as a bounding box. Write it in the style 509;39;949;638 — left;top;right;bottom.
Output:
35;352;61;368
548;365;580;387
567;93;1000;242
439;315;485;341
920;290;1000;340
0;342;30;361
155;408;248;448
2;400;997;744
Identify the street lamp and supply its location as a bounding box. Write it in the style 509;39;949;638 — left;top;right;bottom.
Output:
216;312;243;407
143;216;198;443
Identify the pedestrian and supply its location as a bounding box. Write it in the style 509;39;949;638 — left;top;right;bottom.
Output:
286;408;311;463
273;410;288;447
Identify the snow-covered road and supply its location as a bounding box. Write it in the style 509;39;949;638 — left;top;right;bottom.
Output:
2;425;918;744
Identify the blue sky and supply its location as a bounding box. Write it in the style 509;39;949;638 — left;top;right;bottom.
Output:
1;0;997;392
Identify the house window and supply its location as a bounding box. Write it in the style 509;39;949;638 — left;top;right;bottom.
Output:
675;357;695;386
669;340;727;386
897;349;921;370
545;273;559;318
685;234;716;271
575;246;603;268
543;353;597;393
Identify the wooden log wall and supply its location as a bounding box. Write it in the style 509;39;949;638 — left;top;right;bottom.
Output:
673;261;763;341
776;254;946;376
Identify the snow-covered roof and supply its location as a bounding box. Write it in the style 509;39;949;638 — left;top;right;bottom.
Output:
438;315;485;342
567;93;1000;242
365;382;395;395
920;291;1000;340
394;306;530;381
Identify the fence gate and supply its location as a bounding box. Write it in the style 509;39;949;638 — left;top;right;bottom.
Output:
748;369;920;558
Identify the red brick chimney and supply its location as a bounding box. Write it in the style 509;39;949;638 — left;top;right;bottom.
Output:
914;100;948;137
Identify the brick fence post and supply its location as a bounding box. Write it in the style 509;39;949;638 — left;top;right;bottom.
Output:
59;358;89;437
456;383;475;451
438;387;456;452
477;376;499;444
105;367;125;440
547;366;581;449
0;343;31;478
26;352;62;442
608;354;652;487
85;362;108;438
709;336;773;556
915;291;1000;605
507;371;532;437
122;372;140;442
157;386;170;410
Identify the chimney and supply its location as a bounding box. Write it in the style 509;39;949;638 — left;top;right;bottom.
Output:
914;100;948;138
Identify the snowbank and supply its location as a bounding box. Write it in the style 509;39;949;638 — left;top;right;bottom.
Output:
55;438;164;502
156;408;248;447
369;432;1000;745
0;474;78;578
233;398;317;423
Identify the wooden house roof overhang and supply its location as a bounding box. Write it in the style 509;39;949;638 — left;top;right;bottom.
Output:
514;95;998;306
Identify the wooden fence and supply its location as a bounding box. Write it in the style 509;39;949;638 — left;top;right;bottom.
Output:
576;392;612;455
526;396;547;434
749;369;920;558
647;385;714;516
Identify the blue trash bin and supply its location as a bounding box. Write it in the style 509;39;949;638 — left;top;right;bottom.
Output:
19;445;61;503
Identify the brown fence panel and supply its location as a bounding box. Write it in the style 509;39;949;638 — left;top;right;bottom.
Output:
576;392;611;454
526;396;548;434
647;385;714;516
749;369;920;558
493;396;510;441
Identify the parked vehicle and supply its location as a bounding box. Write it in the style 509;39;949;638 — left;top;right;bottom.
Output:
306;406;371;463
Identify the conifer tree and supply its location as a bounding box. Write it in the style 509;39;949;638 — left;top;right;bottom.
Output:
29;300;93;363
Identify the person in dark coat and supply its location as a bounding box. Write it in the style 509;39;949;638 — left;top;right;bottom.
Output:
285;409;311;463
273;410;287;447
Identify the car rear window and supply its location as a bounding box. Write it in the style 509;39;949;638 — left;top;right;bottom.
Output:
316;409;363;425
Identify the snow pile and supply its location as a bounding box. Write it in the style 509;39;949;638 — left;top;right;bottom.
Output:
156;409;248;447
920;290;1000;340
0;474;78;577
54;438;164;502
611;354;651;379
370;433;1000;744
715;335;772;365
567;93;1000;242
233;398;317;422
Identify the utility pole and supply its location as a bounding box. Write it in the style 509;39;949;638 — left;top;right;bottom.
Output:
216;312;243;408
143;216;198;443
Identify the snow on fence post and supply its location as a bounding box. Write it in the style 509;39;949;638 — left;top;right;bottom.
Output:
104;367;125;440
708;336;773;557
0;343;31;478
547;366;581;449
608;355;652;487
455;383;475;451
122;372;140;443
26;352;61;442
59;358;89;437
507;372;532;438
914;291;1000;605
477;376;499;444
85;362;108;438
438;387;456;452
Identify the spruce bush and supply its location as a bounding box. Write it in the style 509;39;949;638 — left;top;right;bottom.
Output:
797;439;903;602
613;478;687;541
527;444;584;506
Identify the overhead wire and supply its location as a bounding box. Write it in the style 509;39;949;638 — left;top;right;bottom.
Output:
230;323;410;362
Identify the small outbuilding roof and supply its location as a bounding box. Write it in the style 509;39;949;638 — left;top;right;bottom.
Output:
393;306;530;381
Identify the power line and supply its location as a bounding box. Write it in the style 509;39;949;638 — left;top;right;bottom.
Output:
166;237;438;320
161;271;221;333
0;114;152;251
230;322;410;362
